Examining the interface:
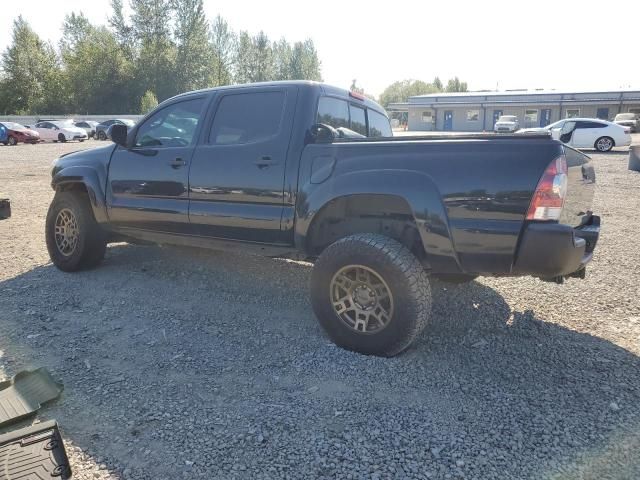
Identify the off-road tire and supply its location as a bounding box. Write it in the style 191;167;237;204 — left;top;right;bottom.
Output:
311;233;431;357
45;191;107;272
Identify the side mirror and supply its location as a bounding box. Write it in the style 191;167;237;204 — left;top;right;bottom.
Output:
309;123;337;144
111;124;128;147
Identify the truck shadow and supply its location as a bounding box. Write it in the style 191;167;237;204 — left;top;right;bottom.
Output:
1;243;638;477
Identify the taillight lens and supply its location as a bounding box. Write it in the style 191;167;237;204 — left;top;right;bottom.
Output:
526;155;568;221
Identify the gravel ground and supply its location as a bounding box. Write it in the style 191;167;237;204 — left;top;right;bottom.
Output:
1;139;639;480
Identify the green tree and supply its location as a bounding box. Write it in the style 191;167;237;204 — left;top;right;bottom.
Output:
234;31;254;84
445;76;468;92
289;39;322;81
1;16;65;114
140;89;158;113
252;31;273;82
108;0;135;59
130;0;177;100
272;38;292;80
61;17;134;114
378;79;439;108
172;0;212;92
433;76;443;91
210;15;235;86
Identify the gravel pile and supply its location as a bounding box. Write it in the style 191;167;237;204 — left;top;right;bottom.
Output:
1;140;639;479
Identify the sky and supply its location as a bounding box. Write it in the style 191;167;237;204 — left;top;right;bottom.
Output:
1;0;639;97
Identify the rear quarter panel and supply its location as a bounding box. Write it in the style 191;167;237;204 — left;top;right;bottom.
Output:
298;138;564;274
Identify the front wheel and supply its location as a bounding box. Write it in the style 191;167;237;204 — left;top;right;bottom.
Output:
58;133;67;143
595;136;614;152
45;191;107;272
311;234;432;357
97;131;107;141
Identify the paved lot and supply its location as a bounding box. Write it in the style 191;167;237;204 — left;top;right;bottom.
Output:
1;140;639;479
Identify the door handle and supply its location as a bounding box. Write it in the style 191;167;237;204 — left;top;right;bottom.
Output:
254;156;277;169
170;157;186;169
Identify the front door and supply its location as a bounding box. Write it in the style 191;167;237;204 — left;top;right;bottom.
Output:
188;85;297;243
444;111;453;131
540;109;552;127
0;124;6;143
596;108;609;120
106;96;207;232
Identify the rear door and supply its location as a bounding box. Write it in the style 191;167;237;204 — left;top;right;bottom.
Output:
106;95;207;232
572;121;603;148
188;85;298;243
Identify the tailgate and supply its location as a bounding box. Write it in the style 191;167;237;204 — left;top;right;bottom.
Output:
561;146;596;227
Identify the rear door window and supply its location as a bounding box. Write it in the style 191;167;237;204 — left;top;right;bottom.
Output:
317;97;350;130
209;91;286;145
368;110;392;137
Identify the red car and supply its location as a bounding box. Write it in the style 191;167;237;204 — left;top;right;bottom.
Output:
0;122;41;145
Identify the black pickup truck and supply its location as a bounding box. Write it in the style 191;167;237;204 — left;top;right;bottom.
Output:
46;81;600;356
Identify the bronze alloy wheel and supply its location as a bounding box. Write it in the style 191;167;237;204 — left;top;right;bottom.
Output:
330;264;394;334
54;208;79;256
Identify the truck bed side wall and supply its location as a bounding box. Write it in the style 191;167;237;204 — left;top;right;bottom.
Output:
297;139;563;275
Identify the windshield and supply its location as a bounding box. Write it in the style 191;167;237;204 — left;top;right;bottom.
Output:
3;122;27;130
498;116;517;122
615;113;636;120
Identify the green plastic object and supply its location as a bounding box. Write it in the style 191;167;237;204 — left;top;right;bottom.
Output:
0;369;63;428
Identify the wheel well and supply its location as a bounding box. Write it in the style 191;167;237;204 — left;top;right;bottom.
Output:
306;195;425;261
57;182;88;194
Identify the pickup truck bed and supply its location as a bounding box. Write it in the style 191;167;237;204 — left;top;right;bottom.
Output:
44;81;600;356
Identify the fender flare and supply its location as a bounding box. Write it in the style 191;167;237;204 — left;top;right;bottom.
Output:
296;169;462;273
52;166;108;223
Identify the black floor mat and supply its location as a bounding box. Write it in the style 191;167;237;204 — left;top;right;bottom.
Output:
0;369;63;428
0;420;71;479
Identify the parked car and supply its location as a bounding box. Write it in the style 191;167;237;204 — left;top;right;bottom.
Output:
613;113;639;133
0;122;40;145
45;81;599;357
74;120;99;138
95;119;136;141
31;120;88;143
520;118;632;152
105;122;136;141
494;115;519;132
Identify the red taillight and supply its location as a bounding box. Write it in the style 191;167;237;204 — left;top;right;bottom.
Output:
526;155;568;221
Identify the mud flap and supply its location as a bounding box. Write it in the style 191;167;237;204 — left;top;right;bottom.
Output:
0;369;63;427
0;420;71;479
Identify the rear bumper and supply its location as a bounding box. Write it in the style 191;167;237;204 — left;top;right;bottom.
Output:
512;215;600;279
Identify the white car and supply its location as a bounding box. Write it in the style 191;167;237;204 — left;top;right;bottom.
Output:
31;120;88;143
520;118;632;152
494;115;519;133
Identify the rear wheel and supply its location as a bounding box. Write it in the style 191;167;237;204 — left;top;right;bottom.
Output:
7;136;17;146
45;191;107;272
595;136;614;152
97;131;107;141
311;233;431;357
